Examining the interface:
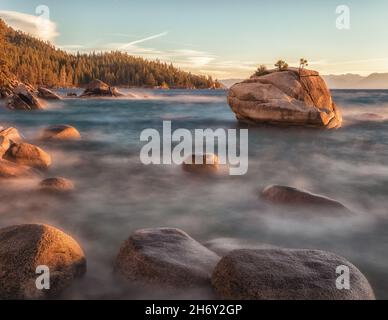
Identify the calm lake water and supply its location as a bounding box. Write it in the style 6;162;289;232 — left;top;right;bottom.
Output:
1;89;388;299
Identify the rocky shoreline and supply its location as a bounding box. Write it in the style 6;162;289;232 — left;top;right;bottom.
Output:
0;70;377;300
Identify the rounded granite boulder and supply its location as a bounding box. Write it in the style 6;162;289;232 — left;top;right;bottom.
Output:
228;68;342;128
211;249;375;300
0;224;86;299
41;125;81;141
4;142;52;169
115;228;220;288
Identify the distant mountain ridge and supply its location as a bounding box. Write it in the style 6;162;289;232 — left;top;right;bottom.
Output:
221;73;388;89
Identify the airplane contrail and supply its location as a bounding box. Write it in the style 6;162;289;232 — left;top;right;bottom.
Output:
120;32;168;49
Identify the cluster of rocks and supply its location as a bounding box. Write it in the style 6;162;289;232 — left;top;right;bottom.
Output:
113;227;375;300
0;225;375;299
227;68;342;129
79;79;125;98
1;72;128;111
0;124;79;192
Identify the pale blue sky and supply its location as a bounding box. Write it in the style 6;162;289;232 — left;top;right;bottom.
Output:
1;0;388;78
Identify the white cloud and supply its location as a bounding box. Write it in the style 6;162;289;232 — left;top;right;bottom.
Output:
0;10;59;42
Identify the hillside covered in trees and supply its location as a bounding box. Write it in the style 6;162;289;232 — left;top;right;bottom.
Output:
0;19;221;89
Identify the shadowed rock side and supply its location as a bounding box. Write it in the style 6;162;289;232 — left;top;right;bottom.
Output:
41;125;81;141
228;68;342;128
7;84;45;110
80;79;125;98
211;249;375;300
0;224;86;299
115;228;220;288
261;185;351;214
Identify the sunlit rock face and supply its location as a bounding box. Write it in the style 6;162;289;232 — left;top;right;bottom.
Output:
40;125;81;141
4;142;52;169
228;68;342;128
0;224;86;299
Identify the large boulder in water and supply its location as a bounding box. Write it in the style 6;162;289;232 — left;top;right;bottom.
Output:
261;185;350;214
115;228;220;288
80;79;124;97
4;142;52;169
6;84;45;110
37;87;62;100
40;124;81;141
228;68;342;128
0;224;86;299
211;249;375;300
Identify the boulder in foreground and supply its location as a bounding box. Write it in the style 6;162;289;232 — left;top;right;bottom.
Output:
80;79;124;98
0;224;86;299
261;185;350;213
4;142;52;169
228;68;342;128
212;249;375;300
115;228;220;288
39;177;75;193
41;125;81;141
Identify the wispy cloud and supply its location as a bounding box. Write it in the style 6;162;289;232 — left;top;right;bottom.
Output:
0;10;59;42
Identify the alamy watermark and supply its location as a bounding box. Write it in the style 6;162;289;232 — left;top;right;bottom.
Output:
139;121;249;175
336;5;350;30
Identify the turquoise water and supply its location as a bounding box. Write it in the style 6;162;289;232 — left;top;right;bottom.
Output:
0;89;388;299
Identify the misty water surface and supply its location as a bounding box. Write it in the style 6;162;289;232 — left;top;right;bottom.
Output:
0;89;387;299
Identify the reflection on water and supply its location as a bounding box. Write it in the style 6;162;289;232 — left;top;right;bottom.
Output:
0;89;388;299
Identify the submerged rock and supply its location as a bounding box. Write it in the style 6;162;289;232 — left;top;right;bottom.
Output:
260;185;350;213
228;68;342;128
182;153;219;173
39;177;74;193
211;249;375;300
80;79;124;97
37;87;62;100
7;84;45;110
0;224;86;299
4;142;52;169
0;159;34;178
41;125;81;141
115;228;220;288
